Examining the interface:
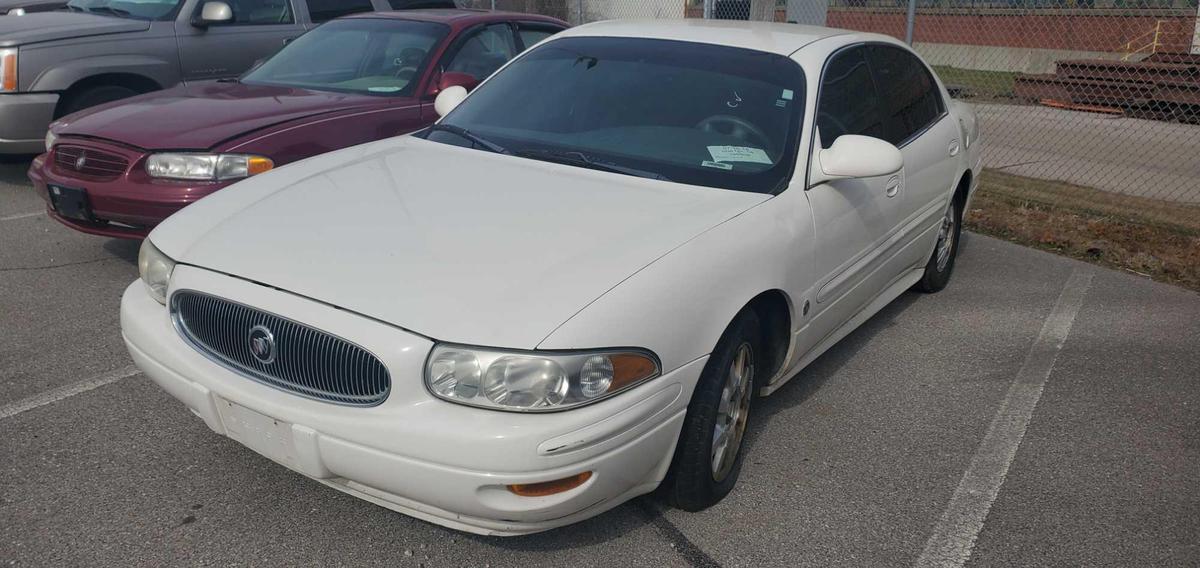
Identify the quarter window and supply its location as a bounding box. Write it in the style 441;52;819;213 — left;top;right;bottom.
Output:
866;45;944;145
816;46;885;149
306;0;372;23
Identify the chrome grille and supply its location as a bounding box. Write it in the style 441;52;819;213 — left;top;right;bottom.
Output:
53;145;130;180
170;290;390;406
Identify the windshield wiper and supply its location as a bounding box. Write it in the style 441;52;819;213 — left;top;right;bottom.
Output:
85;5;136;17
426;124;509;155
515;149;669;181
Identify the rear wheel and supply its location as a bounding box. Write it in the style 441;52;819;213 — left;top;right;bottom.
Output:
58;85;140;117
668;309;761;511
915;197;963;293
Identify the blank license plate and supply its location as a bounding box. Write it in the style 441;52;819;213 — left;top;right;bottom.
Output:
48;184;92;221
216;398;296;466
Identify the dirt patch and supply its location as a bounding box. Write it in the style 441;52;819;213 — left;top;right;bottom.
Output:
966;169;1200;292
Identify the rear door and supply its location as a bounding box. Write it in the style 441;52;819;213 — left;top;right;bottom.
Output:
801;44;906;346
865;44;960;270
176;0;304;81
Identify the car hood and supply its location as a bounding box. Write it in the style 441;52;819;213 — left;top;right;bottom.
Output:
152;136;770;348
0;12;148;46
57;82;395;150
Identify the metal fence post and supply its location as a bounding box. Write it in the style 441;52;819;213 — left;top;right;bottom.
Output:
904;0;917;45
703;0;713;19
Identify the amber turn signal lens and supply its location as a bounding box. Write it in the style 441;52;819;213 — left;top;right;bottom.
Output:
609;353;658;391
507;472;593;497
1;53;16;92
247;156;274;176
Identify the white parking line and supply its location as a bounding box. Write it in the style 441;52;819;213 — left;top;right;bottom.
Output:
914;268;1094;568
0;365;140;420
0;211;44;222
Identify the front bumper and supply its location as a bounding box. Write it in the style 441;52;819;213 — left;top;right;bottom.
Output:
120;265;700;535
0;93;58;154
28;142;233;239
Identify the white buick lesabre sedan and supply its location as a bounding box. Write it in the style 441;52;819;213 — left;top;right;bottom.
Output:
121;20;981;535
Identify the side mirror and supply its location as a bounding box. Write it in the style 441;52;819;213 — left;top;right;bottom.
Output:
193;1;232;28
434;86;468;117
810;134;903;185
425;71;479;98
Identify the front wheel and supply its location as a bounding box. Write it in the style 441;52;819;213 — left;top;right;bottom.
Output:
668;309;761;511
914;197;963;293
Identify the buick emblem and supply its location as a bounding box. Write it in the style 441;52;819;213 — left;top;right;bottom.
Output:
74;151;87;169
248;325;276;364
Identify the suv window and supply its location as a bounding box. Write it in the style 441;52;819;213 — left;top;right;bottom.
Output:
307;0;372;23
866;45;944;145
444;23;518;82
816;46;886;149
227;0;293;24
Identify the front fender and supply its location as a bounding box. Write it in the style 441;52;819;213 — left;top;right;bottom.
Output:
537;188;815;379
30;53;177;92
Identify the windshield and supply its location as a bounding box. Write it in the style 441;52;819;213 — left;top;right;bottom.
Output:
426;37;806;193
243;19;449;96
65;0;181;20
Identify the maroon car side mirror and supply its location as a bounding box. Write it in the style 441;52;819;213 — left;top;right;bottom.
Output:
427;72;480;98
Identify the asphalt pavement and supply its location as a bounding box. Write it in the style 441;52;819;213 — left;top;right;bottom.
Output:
1;157;1197;567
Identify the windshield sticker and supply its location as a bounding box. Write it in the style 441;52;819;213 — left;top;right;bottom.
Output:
726;91;743;109
701;160;734;171
708;146;772;165
368;86;403;93
781;89;794;101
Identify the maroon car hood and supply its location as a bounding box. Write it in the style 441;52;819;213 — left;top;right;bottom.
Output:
58;82;404;151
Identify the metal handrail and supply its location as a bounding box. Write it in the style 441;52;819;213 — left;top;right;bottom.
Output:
1121;20;1164;61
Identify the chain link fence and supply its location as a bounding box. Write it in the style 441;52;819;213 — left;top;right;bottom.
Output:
464;0;1200;286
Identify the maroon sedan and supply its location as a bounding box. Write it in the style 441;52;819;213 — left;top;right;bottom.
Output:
29;9;566;239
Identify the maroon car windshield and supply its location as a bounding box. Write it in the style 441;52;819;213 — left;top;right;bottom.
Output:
242;18;449;97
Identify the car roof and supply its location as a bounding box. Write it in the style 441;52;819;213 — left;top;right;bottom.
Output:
556;19;864;56
344;8;564;26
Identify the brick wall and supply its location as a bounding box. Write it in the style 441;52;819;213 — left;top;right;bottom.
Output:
827;9;1197;53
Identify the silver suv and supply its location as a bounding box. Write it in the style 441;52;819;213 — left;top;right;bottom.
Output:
0;0;455;154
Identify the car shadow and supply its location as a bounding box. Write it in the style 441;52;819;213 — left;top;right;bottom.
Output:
469;285;928;552
741;289;923;458
103;238;140;266
0;155;33;184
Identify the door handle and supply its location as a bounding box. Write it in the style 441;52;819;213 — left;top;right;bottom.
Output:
948;139;961;157
884;175;901;198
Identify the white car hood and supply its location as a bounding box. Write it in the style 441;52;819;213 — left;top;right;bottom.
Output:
152;137;770;348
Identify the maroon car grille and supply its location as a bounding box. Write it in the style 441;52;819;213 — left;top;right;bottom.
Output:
53;145;130;180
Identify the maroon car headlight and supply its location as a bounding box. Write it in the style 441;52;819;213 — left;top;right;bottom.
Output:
146;153;274;181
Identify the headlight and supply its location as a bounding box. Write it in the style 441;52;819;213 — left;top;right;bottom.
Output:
137;240;175;305
44;129;57;151
146;153;273;181
0;48;17;93
425;344;660;412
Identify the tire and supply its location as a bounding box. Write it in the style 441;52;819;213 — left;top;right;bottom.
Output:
668;308;762;511
914;195;964;293
58;85;140;117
